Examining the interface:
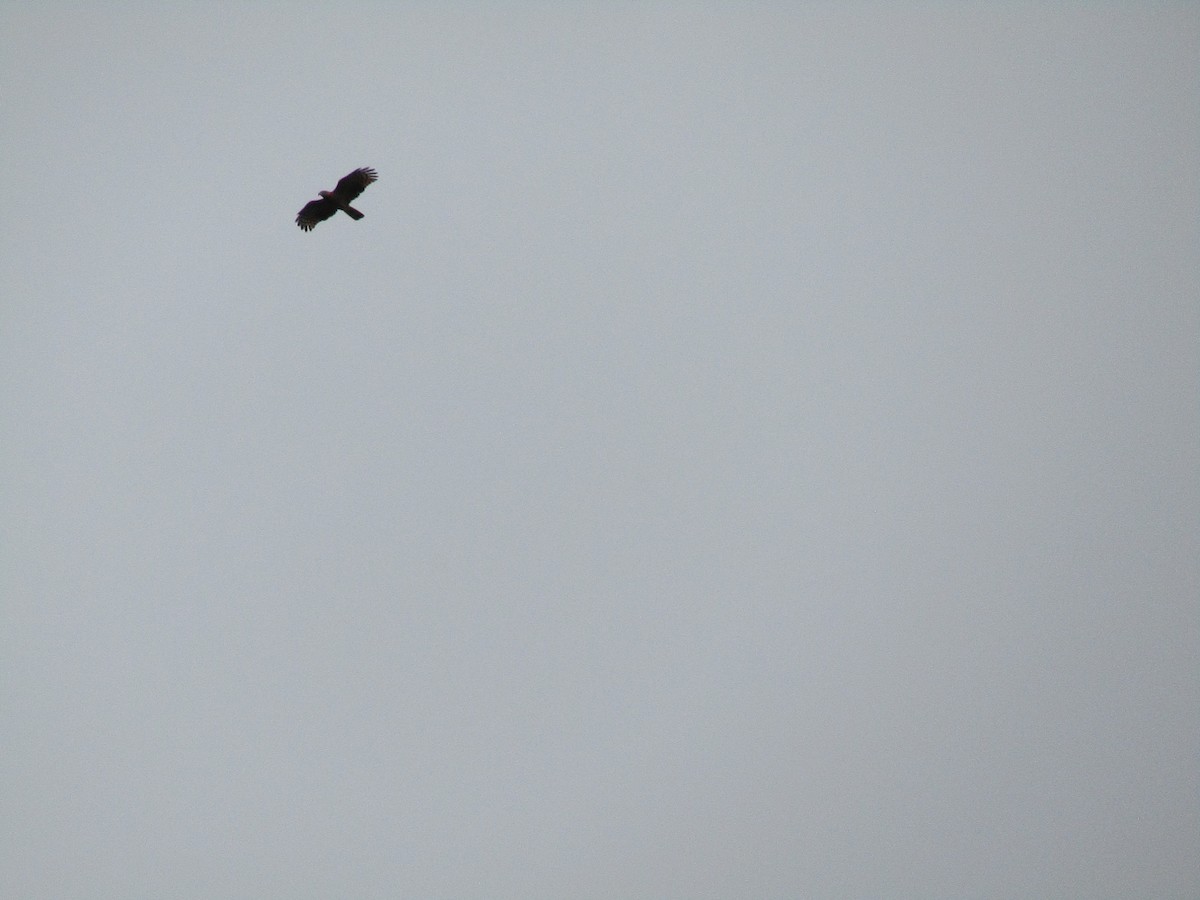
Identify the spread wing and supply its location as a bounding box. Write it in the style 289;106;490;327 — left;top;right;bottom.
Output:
332;167;378;202
296;198;337;231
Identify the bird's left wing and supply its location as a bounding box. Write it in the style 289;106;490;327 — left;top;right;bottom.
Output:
333;167;378;202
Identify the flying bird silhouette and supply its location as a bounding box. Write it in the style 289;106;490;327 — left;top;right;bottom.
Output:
296;167;378;231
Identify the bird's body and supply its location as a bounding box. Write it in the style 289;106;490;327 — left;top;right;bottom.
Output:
297;167;377;231
317;189;364;219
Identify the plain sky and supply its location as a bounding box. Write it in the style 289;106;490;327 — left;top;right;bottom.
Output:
2;4;1197;898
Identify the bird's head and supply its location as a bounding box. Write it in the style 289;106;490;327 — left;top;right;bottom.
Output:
318;190;333;200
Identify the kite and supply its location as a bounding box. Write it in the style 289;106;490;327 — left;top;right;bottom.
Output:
296;167;378;231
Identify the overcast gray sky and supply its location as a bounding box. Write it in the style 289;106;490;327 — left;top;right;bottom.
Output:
2;4;1197;898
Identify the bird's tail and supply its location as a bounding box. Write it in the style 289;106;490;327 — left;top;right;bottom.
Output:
345;206;365;220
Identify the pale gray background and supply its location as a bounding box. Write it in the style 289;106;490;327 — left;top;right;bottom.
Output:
2;4;1197;898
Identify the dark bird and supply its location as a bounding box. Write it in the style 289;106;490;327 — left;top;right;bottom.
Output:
296;167;378;231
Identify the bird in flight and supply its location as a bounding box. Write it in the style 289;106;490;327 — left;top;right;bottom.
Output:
296;167;378;231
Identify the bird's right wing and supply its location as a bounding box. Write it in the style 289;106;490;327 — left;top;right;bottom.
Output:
296;198;337;231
